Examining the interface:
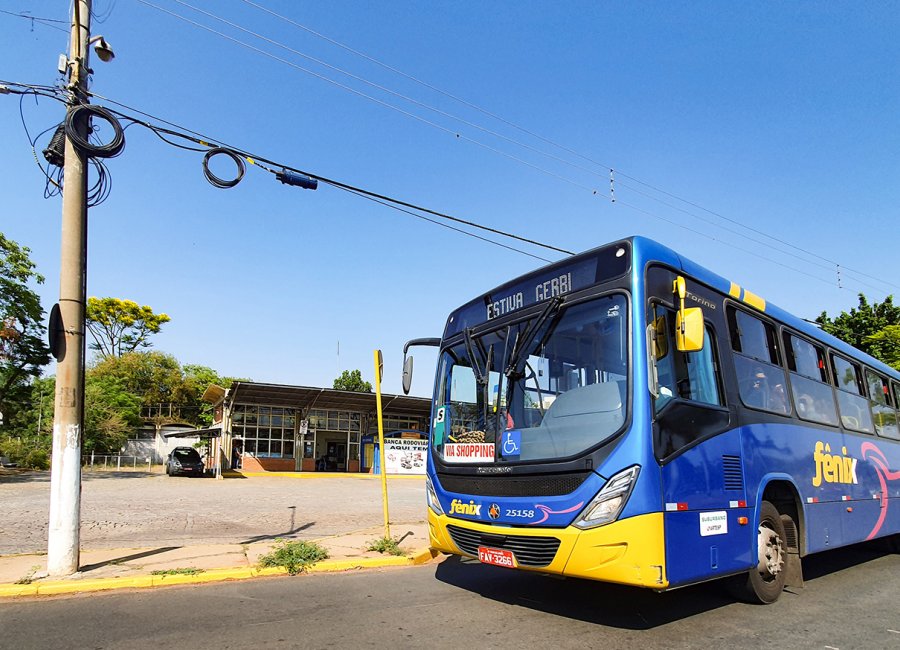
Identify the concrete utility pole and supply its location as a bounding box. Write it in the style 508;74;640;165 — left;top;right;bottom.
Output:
47;0;92;577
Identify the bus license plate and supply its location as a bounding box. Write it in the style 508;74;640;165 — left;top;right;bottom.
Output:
477;546;517;568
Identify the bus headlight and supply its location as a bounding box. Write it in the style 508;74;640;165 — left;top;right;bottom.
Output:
426;475;444;516
573;465;640;529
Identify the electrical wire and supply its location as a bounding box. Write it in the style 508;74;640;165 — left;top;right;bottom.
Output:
64;104;125;158
236;0;900;294
82;92;899;294
86;91;575;256
7;77;894;295
202;147;245;189
134;0;599;195
0;9;70;33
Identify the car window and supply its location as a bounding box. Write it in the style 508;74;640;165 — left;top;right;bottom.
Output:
174;449;200;459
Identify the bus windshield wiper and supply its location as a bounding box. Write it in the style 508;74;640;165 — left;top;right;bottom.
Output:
504;296;563;379
463;327;488;386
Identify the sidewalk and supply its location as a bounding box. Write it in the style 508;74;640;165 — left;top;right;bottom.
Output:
0;469;436;597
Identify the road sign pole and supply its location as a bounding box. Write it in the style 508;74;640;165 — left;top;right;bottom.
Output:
374;350;390;540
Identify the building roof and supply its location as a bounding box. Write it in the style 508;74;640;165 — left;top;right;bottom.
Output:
163;426;221;439
226;382;432;419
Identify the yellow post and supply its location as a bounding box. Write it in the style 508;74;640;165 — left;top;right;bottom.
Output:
374;350;391;540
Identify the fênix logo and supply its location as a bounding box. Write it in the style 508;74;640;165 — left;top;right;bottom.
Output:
449;499;482;516
812;441;858;488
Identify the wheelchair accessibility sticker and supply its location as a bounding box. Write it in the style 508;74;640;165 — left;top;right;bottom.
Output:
501;430;521;458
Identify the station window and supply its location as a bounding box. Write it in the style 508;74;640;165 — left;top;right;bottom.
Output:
728;308;789;415
783;333;838;426
232;404;298;458
831;355;874;433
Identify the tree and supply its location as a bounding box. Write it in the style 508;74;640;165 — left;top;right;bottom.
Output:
0;233;51;423
333;369;372;392
816;294;900;367
182;364;249;425
85;297;171;357
869;325;900;370
83;375;142;453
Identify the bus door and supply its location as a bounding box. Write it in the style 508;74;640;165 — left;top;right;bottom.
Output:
646;267;750;586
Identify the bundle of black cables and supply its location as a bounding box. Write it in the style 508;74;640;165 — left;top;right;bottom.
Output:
64;104;125;158
202;147;245;189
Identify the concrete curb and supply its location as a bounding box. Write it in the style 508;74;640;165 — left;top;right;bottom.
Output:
0;547;437;598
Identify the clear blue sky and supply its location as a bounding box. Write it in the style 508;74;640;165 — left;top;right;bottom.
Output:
2;1;898;397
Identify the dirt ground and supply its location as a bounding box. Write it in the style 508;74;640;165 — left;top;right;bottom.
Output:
0;469;426;554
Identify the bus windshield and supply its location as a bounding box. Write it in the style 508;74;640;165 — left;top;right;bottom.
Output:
434;293;628;463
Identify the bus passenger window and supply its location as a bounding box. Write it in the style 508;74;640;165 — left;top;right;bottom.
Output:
729;307;790;415
783;333;838;426
831;355;874;433
866;370;899;440
653;306;723;413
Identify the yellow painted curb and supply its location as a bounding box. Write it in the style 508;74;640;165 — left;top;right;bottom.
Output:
0;583;38;597
0;547;437;597
226;471;424;480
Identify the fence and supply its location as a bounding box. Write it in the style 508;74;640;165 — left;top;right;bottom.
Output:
83;453;154;472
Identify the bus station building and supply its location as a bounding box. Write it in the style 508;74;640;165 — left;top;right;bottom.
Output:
202;382;431;473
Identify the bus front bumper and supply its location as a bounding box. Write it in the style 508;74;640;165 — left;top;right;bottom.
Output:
428;509;668;589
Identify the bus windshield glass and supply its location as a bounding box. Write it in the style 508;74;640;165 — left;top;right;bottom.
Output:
433;293;628;464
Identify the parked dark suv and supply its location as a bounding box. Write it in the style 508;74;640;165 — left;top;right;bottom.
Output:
165;446;205;477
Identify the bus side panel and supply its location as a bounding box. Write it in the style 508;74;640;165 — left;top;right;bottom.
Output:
664;509;752;586
844;434;900;544
740;423;900;553
662;429;752;586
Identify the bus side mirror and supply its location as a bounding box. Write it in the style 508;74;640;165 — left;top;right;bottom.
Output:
402;355;414;395
675;307;704;352
673;276;704;352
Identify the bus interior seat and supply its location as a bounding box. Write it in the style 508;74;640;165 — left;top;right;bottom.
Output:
520;381;625;460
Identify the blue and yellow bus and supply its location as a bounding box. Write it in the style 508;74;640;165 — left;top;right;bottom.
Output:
402;236;900;603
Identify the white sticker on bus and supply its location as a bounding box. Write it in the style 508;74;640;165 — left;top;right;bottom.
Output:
444;443;495;463
699;511;728;536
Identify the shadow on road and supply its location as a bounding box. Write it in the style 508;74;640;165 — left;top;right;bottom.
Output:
79;546;182;572
239;522;316;545
434;539;896;629
435;557;732;629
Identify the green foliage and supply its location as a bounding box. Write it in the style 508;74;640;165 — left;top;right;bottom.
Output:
258;539;329;575
150;567;204;576
182;364;249;425
366;536;405;556
86;297;171;357
0;233;51;427
83;375;142;453
817;294;900;369
869;325;900;371
333;369;372;393
90;351;189;406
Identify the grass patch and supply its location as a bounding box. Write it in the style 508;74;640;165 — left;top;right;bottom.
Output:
366;536;405;556
15;565;41;584
258;539;328;575
150;567;205;576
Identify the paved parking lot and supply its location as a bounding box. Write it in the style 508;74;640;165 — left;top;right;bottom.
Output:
0;470;426;554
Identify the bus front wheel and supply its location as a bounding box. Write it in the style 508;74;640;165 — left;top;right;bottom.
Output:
730;500;787;604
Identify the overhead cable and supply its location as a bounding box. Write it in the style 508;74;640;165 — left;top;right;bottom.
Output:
233;1;899;293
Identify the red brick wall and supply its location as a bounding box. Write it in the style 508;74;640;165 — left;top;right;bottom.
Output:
241;456;296;472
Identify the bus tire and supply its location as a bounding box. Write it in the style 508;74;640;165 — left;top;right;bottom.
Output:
729;500;787;604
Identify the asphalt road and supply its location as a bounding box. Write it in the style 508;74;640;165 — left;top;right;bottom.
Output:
2;541;898;649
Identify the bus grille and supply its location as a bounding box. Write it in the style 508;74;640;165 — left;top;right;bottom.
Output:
446;525;561;567
437;472;590;497
722;455;744;491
